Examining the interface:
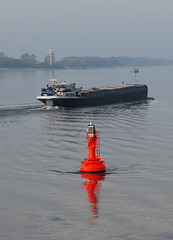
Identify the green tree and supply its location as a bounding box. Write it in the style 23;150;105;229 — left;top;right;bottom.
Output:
20;53;30;63
30;54;37;63
0;52;6;58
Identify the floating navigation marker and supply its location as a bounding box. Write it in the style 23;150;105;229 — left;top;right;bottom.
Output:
80;122;106;173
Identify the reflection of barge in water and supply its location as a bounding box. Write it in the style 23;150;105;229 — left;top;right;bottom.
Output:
37;79;148;108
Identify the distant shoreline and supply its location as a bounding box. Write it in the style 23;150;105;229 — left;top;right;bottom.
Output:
0;55;173;69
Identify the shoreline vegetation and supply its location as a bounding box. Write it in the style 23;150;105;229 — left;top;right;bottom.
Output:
0;52;173;69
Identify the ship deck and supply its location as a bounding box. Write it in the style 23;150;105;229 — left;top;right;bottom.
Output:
81;85;128;93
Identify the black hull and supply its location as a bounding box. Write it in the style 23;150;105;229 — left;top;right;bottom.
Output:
38;85;148;108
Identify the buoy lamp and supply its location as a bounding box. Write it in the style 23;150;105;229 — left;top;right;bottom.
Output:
80;122;106;173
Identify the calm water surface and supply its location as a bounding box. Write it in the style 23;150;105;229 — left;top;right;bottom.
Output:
0;66;173;240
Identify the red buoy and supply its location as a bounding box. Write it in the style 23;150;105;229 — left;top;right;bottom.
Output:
80;122;106;173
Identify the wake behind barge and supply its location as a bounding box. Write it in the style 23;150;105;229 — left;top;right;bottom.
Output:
37;80;148;108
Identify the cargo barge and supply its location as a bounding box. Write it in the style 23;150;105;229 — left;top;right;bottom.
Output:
37;79;148;108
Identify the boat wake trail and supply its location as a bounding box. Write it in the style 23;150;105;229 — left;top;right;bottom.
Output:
0;104;62;119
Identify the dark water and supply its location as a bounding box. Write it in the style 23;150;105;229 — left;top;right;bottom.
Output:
0;67;173;240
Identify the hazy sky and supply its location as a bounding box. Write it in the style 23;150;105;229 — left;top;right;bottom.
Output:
1;0;173;61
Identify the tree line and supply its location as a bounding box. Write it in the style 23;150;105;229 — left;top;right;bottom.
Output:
0;52;58;68
0;52;173;68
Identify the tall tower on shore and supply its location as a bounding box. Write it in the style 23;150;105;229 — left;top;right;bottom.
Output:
46;48;54;66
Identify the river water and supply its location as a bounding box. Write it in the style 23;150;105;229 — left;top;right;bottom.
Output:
0;66;173;240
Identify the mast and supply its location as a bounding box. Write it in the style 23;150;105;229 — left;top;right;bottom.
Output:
130;67;139;84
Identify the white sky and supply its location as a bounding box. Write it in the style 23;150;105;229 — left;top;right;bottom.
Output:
0;0;173;61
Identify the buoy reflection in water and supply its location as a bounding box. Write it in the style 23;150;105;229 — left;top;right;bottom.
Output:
81;173;105;222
